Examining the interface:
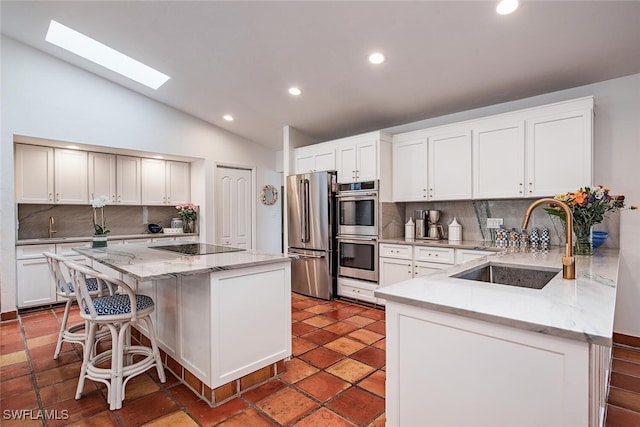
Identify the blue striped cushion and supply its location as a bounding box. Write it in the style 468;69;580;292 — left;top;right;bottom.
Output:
84;294;154;316
62;277;103;293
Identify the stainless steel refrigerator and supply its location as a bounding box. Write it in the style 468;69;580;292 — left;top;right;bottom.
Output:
287;171;337;300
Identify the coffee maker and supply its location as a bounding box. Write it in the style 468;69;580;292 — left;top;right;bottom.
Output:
427;210;445;239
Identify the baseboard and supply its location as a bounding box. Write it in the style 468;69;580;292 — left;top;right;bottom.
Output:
613;332;640;348
1;311;18;321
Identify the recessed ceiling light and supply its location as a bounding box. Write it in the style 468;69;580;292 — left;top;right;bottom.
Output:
66;145;80;150
288;87;302;96
45;20;170;90
496;0;519;15
153;155;164;159
223;114;234;122
368;52;386;65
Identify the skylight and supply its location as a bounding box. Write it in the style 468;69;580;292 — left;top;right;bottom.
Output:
45;20;170;90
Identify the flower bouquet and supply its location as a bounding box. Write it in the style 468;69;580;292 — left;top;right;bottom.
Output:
544;185;635;255
176;203;197;233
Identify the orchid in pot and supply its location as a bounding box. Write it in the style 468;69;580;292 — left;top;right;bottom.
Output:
91;195;110;247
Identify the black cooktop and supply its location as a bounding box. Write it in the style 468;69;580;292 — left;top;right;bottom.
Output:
152;244;246;256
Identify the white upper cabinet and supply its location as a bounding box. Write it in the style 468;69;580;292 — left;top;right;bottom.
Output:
116;155;142;205
53;149;88;204
473;120;526;199
392;136;428;201
391;96;593;202
335;131;390;184
141;158;190;205
15;144;54;203
89;152;116;203
428;129;472;200
141;158;167;205
526;108;592;197
165;160;190;205
294;144;335;173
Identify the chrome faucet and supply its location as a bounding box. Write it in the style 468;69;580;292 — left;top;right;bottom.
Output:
48;216;56;239
521;198;575;280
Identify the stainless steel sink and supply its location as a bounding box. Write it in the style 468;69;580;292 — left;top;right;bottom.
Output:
451;262;560;289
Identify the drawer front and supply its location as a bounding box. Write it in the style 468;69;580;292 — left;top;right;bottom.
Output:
16;244;56;260
379;243;413;260
338;277;377;304
413;246;455;264
56;241;91;257
455;249;493;265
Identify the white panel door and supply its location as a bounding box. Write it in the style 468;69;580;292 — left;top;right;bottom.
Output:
473;121;525;199
428;130;472;200
336;144;358;183
88;152;116;203
141;158;167;205
116;156;141;204
216;166;252;248
392;138;428;201
54;148;88;204
526;109;592;197
356;140;378;181
15;144;54;203
165;161;190;205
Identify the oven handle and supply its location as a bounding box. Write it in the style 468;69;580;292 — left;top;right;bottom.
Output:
336;236;378;244
336;192;378;199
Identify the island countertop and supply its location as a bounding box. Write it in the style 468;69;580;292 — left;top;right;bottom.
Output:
73;242;292;281
375;247;619;346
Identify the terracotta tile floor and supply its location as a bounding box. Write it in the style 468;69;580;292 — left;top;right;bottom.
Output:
0;294;386;426
606;338;640;426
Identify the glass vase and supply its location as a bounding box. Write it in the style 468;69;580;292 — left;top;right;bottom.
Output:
573;223;592;256
183;220;194;234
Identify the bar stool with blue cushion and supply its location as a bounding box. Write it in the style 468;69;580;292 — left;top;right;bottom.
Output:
64;260;166;410
43;252;112;359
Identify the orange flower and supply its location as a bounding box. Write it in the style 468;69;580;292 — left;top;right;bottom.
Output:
573;191;587;205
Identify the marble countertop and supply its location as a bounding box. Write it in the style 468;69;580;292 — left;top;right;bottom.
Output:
375;247;619;346
379;238;502;251
73;241;291;281
16;233;197;245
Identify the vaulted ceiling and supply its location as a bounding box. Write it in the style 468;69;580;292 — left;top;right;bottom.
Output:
2;1;640;150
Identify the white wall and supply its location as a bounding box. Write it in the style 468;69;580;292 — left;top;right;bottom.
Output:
385;73;640;337
1;36;282;314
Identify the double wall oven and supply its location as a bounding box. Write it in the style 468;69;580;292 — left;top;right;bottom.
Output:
336;181;379;283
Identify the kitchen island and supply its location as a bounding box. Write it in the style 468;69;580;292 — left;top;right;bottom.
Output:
74;242;292;406
376;247;619;427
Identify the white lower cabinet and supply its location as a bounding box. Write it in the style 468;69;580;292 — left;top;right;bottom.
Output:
379;243;455;289
16;244;56;308
385;301;605;427
379;243;494;289
16;242;90;309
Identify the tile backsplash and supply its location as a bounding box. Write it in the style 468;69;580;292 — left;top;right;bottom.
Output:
381;199;620;248
17;204;181;240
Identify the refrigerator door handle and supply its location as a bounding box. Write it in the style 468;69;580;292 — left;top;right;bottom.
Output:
302;178;310;243
297;252;326;259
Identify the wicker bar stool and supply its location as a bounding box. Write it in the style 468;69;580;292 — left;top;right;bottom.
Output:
43;252;112;359
64;260;166;410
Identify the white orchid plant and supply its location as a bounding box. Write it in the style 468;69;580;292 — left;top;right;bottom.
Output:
91;195;111;235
